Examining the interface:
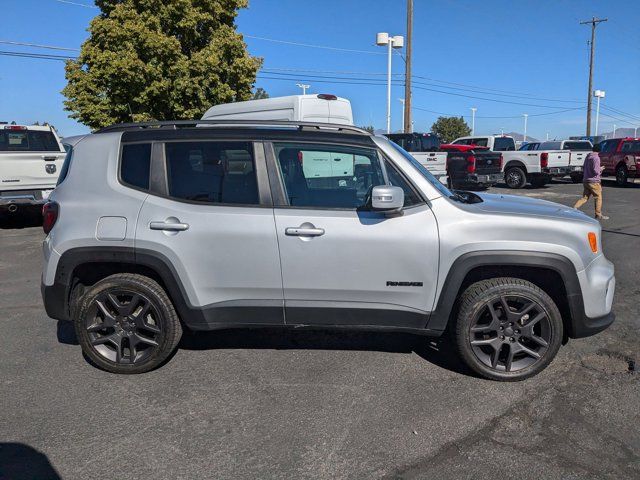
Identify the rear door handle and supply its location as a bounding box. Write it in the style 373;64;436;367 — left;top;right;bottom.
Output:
285;226;325;237
150;220;189;231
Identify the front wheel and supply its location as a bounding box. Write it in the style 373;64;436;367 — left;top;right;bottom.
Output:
453;278;563;381
75;273;183;374
504;167;527;189
616;166;629;187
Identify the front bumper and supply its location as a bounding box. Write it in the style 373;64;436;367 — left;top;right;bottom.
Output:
569;255;616;338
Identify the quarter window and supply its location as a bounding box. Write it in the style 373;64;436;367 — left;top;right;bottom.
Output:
121;143;151;190
164;141;259;205
274;143;420;209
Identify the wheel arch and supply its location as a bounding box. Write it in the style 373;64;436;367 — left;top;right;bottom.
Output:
44;247;198;325
426;251;584;337
504;160;527;173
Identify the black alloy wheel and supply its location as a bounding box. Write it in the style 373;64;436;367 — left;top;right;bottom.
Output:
469;295;551;373
75;273;182;373
454;278;563;381
505;167;526;189
86;290;162;365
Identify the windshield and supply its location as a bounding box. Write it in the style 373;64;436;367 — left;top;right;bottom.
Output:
387;141;452;198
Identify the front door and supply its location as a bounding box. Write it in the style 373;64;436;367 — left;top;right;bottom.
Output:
269;141;439;328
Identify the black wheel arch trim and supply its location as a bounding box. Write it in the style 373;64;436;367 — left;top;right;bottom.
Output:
42;247;611;339
426;250;606;339
504;161;527;172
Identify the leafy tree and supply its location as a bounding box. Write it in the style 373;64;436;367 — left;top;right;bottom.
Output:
251;87;269;100
430;116;471;143
63;0;262;129
359;125;375;134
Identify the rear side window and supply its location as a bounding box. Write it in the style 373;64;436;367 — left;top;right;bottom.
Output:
492;137;515;151
563;141;592;151
57;145;73;186
121;143;152;190
621;141;640;152
164;141;259;205
0;129;60;152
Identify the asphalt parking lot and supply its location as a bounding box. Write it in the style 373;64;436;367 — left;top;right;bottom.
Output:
1;179;638;480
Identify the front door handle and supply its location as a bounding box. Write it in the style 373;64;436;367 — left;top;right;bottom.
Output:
150;220;189;231
285;224;325;237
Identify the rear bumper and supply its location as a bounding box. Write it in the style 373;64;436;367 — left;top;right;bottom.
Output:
0;189;53;210
542;166;571;177
462;173;503;185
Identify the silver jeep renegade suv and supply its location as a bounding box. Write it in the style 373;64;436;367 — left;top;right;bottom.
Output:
41;120;615;380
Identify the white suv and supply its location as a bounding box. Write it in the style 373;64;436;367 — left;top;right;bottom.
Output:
41;120;615;380
0;124;66;214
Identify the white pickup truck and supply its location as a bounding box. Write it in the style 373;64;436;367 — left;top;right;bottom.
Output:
0;124;66;214
451;135;571;189
537;139;593;183
384;133;448;184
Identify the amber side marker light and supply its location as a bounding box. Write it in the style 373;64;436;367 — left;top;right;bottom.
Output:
588;232;598;253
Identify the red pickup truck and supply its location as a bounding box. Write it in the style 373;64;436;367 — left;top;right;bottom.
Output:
597;137;640;186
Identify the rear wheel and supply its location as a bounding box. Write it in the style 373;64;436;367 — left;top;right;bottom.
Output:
75;273;182;374
505;167;527;189
616;165;629;186
453;278;563;381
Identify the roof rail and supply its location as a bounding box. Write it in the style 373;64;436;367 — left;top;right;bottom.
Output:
95;119;370;135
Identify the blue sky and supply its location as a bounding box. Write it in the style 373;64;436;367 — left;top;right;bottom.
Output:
1;0;639;140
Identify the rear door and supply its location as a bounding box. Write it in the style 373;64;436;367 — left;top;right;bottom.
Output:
269;140;439;328
135;138;284;326
0;126;65;191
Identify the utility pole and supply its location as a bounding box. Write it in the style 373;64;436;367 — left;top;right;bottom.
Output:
580;17;607;137
403;0;413;133
296;83;310;95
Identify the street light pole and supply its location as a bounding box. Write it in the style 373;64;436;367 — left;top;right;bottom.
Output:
376;33;404;134
470;107;477;135
523;113;528;142
594;89;605;137
398;99;405;132
613;124;617;138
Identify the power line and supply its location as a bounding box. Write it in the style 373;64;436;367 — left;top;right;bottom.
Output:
0;40;80;52
0;50;74;61
601;105;640;123
413;106;585;119
52;0;97;8
244;35;384;55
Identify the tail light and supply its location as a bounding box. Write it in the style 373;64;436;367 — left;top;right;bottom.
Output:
317;94;337;100
541;152;549;168
42;201;59;234
498;154;503;169
467;155;476;174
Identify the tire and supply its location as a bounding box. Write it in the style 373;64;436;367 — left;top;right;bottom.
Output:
453;277;563;381
570;174;583;184
504;167;527;189
74;273;182;374
616;166;628;187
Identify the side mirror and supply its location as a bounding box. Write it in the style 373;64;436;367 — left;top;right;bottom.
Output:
371;185;404;214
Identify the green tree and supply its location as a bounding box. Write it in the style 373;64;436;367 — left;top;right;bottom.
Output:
430;116;471;143
63;0;262;129
250;87;269;100
359;125;375;134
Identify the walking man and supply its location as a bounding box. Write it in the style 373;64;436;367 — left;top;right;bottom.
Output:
574;144;608;220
